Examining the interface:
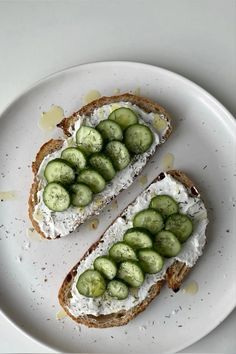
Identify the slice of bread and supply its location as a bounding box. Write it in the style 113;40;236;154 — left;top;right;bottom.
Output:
58;170;208;328
28;94;172;239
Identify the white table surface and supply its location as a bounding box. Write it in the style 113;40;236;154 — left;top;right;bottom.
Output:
0;0;235;353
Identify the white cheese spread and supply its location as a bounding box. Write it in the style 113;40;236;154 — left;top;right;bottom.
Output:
33;102;169;238
67;173;208;316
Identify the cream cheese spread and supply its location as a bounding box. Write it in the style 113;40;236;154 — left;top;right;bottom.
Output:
33;102;169;238
67;173;208;317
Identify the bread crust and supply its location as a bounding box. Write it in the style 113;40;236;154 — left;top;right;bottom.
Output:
28;94;172;239
58;170;203;328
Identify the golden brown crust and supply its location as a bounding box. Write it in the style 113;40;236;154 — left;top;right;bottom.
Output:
28;139;64;239
58;170;204;327
28;94;172;240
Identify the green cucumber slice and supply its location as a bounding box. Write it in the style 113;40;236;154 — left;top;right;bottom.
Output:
108;107;138;130
76;269;106;298
43;182;70;212
154;230;181;257
165;213;193;242
89;153;116;181
138;249;164;274
44;158;75;185
124;124;153;154
107;280;129;300
76;126;103;155
117;261;144;287
149;195;179;218
94;256;117;280
133;209;164;235
96;119;123;142
105;141;130;171
109;242;137;262
70;183;93;207
77;169;106;193
61;147;87;171
123;228;153;250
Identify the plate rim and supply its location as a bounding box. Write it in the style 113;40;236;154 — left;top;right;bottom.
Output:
0;60;235;353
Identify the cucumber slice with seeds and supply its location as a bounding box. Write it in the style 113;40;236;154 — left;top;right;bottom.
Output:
76;269;106;298
107;280;129;300
108;107;138;130
70;183;93;207
123;228;153;250
124;124;153;154
109;242;137;262
165;213;193;242
94;256;117;280
154;230;181;257
61;147;86;171
43;182;70;212
77;169;106;193
44;158;75;185
105;141;130;171
150;195;179;218
89;153;116;181
117;261;144;287
76;126;103;155
133;209;164;235
96;120;123;142
138;249;164;274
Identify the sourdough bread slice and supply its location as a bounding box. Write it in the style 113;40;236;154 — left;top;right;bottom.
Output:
58;170;208;328
28;94;172;239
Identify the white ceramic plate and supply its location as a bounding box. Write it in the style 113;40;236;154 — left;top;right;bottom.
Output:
0;62;235;353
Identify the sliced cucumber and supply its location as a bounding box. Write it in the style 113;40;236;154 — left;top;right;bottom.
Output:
89;153;116;181
61;147;86;172
124;124;153;154
154;230;181;257
149;195;179;218
117;261;144;287
96;119;123;142
94;256;117;280
138;249;164;274
123;228;153;250
109;242;137;262
76;269;106;298
107;280;129;300
43;182;70;212
133;209;164;235
44;158;75;185
105;141;130;171
108;107;138;130
70;183;93;207
165;213;193;242
77;169;106;193
76;126;103;155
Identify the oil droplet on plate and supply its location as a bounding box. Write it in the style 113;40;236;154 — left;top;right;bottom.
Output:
26;227;42;240
182;280;199;295
89;218;99;230
0;191;17;201
39;105;64;132
113;88;121;95
83;90;101;105
153;113;168;132
139;175;148;186
111;199;118;209
133;87;141;96
56;308;67;320
162;152;174;171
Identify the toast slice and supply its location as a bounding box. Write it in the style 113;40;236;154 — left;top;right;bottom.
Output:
58;170;208;328
28;93;172;239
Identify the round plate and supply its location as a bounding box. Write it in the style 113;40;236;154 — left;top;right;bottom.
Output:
0;62;235;353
